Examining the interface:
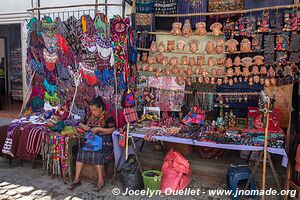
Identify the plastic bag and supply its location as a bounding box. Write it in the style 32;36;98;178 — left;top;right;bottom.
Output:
120;154;144;191
160;149;191;193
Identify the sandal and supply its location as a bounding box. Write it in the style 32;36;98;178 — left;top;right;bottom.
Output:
68;181;82;190
92;184;105;192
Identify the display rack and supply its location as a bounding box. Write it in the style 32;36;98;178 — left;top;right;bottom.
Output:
9;49;22;101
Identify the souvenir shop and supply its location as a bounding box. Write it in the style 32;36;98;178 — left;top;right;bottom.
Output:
0;0;300;198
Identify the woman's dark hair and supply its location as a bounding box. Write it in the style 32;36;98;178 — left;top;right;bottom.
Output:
89;97;106;110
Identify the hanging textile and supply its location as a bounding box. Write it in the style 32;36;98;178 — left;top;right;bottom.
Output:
178;0;207;29
208;0;244;13
110;15;130;74
154;0;177;14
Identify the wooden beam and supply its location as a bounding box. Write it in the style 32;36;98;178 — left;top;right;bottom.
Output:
27;3;122;12
155;4;300;17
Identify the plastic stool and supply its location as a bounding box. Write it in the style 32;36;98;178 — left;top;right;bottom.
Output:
227;166;257;200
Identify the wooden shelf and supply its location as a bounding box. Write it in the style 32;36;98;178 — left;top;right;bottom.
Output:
137;48;262;55
138;62;225;69
138;70;224;78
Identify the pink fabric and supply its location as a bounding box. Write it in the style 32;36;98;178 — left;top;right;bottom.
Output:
160;149;191;193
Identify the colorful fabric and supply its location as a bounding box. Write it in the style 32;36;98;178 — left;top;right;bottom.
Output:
2;123;22;157
26;126;47;155
123;107;139;123
110;15;130;74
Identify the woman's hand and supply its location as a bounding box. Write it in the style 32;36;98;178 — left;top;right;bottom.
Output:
91;127;101;134
79;123;90;131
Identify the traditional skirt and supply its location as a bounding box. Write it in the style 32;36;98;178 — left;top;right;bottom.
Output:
76;143;113;165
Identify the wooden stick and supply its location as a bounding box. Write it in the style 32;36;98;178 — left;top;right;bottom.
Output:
155;4;300;17
67;85;78;119
125;122;130;160
262;103;270;200
27;3;122;12
19;71;36;117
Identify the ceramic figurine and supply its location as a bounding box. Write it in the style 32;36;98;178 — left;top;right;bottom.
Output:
171;22;182;36
195;22;206;36
182;19;192;37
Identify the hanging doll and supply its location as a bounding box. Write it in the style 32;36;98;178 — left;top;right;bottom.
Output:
223;18;235;39
257;11;270;32
270;12;283;33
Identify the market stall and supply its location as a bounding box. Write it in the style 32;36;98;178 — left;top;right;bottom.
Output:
0;1;299;197
113;1;300;194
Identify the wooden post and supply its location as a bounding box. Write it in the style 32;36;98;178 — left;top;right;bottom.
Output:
95;0;98;15
125;122;130;159
262;103;270;200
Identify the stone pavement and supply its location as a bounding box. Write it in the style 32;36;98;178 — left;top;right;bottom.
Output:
0;158;284;200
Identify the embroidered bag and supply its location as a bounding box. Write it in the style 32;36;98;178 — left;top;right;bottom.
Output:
123;107;139;123
82;131;103;151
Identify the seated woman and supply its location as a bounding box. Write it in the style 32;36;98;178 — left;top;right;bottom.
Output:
69;97;116;191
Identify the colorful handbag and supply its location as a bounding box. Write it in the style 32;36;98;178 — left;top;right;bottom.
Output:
82;131;103;151
123;107;139;123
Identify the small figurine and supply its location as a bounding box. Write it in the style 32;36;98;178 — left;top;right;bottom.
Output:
218;58;226;66
208;57;217;67
169;56;179;67
215;38;225;54
142;52;148;62
210;22;223;36
182;19;192;37
225;58;233;68
225;39;238;53
233;56;241;66
253;55;264;66
158;42;165;53
205;41;215;54
189;57;196;67
171;22;182;36
150;41;157;53
197;56;205;67
156;53;164;64
147;55;155;64
189;39;200;53
167;40;175;52
181;56;189;65
195;22;206;36
177;40;186;52
240;38;251;53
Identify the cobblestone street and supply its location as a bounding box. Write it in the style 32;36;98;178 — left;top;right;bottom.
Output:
0;158;286;200
0;157;227;200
